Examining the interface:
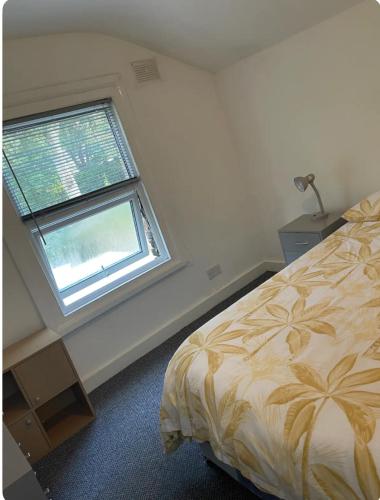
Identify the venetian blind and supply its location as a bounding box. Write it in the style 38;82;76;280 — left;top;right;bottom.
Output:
3;99;138;218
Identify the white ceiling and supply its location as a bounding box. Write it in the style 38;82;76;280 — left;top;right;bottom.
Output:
4;0;363;71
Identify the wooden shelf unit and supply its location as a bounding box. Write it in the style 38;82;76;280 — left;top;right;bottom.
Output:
3;329;95;464
3;371;30;426
3;393;30;426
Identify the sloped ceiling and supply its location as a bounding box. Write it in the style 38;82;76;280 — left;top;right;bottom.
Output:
4;0;364;71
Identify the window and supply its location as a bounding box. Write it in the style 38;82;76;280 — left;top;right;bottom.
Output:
3;99;170;314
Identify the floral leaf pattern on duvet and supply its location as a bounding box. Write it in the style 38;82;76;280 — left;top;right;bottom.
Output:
233;267;329;321
267;355;380;499
257;266;328;300
363;297;380;308
167;321;248;414
243;297;340;358
319;244;380;284
311;464;360;500
354;438;380;500
160;218;380;500
361;291;380;361
364;339;380;362
203;356;252;458
344;195;380;222
315;223;380;264
335;222;380;244
233;440;264;477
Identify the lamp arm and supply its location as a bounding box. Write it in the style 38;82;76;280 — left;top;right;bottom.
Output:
310;182;325;214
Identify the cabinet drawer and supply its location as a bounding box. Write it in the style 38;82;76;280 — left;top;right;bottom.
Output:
280;232;321;253
14;342;77;407
284;251;307;265
8;413;50;463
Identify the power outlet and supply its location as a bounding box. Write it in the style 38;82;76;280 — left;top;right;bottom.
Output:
207;264;222;280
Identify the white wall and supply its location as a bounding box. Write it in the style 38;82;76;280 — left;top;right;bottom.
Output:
3;33;265;388
3;244;44;347
216;0;380;259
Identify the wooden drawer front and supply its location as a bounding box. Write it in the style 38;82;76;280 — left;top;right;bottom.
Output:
8;413;50;463
280;232;321;254
14;342;77;407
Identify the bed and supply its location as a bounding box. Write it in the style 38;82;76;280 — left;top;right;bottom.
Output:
160;192;380;500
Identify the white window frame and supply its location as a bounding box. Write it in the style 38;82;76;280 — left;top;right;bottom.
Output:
34;191;150;301
3;74;186;334
28;184;170;315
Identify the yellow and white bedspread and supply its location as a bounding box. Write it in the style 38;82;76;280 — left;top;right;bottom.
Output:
160;220;380;500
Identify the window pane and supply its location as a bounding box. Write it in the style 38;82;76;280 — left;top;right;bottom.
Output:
42;201;142;291
3;101;137;216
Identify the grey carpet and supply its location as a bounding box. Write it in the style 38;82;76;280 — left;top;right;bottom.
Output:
35;272;274;500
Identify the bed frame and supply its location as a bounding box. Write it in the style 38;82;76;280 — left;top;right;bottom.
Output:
200;443;279;499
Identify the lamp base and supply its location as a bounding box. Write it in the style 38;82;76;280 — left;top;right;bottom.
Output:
311;212;329;221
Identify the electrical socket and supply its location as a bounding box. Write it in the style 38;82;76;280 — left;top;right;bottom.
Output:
207;264;222;280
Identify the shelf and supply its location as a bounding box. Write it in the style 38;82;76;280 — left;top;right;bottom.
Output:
44;402;94;448
3;371;30;425
36;383;94;448
3;334;95;462
3;393;30;426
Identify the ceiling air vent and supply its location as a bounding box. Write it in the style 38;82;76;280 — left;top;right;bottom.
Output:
131;58;161;84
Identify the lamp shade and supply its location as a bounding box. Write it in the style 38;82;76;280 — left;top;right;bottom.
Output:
294;176;309;192
294;173;315;192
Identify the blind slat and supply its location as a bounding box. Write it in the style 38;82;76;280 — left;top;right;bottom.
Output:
3;111;110;138
3;99;138;217
4;99;110;131
3;140;125;165
4;170;137;193
3;125;123;157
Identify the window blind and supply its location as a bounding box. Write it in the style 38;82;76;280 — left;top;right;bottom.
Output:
3;99;139;218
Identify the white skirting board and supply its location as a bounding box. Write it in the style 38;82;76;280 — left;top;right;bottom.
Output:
83;259;285;392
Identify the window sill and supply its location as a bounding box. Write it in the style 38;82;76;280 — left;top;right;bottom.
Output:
54;258;188;336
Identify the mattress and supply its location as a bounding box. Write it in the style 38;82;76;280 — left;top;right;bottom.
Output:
160;219;380;500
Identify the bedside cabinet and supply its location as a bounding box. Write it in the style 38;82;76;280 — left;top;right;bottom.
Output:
3;329;95;464
279;213;345;265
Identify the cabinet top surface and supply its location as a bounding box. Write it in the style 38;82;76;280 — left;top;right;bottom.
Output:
3;329;60;372
279;213;344;234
